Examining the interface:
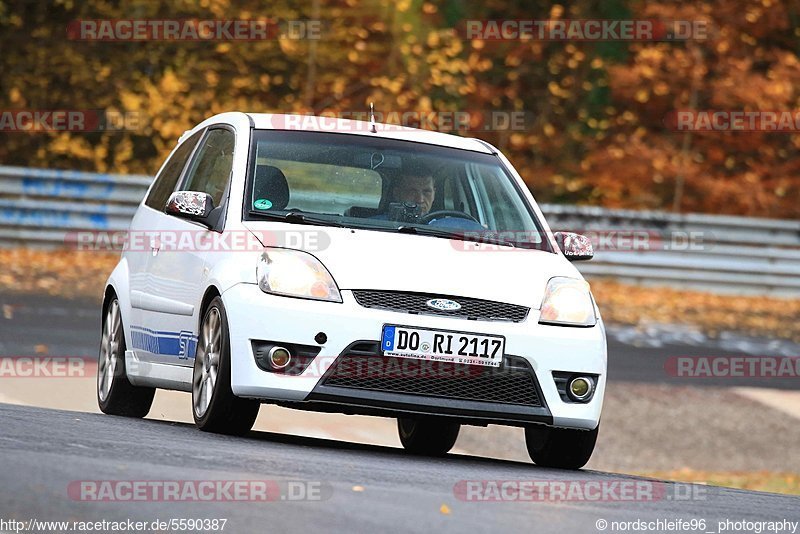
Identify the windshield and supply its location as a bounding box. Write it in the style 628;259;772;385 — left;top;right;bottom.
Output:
243;130;551;251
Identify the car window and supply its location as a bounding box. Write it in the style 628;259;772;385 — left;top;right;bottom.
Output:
441;174;475;216
264;158;382;214
442;176;456;210
469;163;528;232
144;130;203;211
182;128;235;208
245;130;549;250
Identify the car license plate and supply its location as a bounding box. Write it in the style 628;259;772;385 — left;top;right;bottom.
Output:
381;325;504;367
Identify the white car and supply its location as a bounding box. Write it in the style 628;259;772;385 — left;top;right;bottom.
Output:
98;112;606;469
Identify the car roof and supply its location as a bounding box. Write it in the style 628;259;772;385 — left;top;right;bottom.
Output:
243;113;496;154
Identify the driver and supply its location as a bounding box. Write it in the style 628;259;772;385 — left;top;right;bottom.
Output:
375;173;484;230
389;173;435;216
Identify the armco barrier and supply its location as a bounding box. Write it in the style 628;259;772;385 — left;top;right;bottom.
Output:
543;205;800;297
0;165;150;244
1;165;798;297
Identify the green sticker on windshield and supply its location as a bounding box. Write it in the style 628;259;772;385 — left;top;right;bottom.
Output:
253;198;273;210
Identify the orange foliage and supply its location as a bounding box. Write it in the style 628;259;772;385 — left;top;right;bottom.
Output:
0;0;797;217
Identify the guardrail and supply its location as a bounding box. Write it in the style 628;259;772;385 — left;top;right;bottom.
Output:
0;165;150;245
1;165;798;297
543;205;800;297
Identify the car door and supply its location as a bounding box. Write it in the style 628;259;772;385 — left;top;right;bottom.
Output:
141;127;236;367
127;129;204;365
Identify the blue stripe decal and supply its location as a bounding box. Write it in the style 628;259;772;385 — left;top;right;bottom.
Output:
130;326;198;360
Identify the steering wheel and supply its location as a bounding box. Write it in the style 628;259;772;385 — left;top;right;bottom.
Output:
420;210;480;224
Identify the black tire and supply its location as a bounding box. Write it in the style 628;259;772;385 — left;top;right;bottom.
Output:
525;424;599;469
192;296;260;435
97;296;155;418
397;417;460;456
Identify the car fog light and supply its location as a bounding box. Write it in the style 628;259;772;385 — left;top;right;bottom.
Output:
568;376;593;401
268;346;292;369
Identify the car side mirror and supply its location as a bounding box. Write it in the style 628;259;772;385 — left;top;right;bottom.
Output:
553;231;593;261
165;191;215;225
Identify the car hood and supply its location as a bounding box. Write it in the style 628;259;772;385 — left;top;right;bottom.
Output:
242;222;582;309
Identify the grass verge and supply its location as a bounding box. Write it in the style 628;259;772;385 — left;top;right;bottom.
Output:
638;469;800;495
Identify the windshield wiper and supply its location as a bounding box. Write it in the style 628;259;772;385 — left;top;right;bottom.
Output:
396;225;517;248
247;210;347;228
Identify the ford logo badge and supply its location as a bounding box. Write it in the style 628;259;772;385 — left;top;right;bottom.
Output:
426;298;462;311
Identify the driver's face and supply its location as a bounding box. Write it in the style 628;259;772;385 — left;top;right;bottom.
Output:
393;175;435;215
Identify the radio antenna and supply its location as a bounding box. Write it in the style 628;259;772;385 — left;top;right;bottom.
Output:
369;102;377;133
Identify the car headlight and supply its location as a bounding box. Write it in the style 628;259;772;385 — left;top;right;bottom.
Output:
538;277;596;327
256;249;342;302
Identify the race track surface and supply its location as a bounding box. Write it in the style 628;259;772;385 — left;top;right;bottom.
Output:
1;403;799;534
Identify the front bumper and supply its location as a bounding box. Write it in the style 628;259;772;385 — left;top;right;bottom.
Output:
223;283;606;430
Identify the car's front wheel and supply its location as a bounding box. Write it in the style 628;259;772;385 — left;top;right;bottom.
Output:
397;417;460;456
97;297;155;417
192;296;260;435
525;424;599;469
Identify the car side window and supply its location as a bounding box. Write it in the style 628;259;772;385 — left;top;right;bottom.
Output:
476;165;527;231
181;128;235;208
442;177;456;210
442;173;475;216
144;130;203;211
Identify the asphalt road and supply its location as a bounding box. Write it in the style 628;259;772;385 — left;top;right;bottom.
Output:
2;293;800;531
1;403;799;534
1;293;797;389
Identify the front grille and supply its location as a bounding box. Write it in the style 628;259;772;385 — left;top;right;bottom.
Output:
321;343;543;407
351;290;529;323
